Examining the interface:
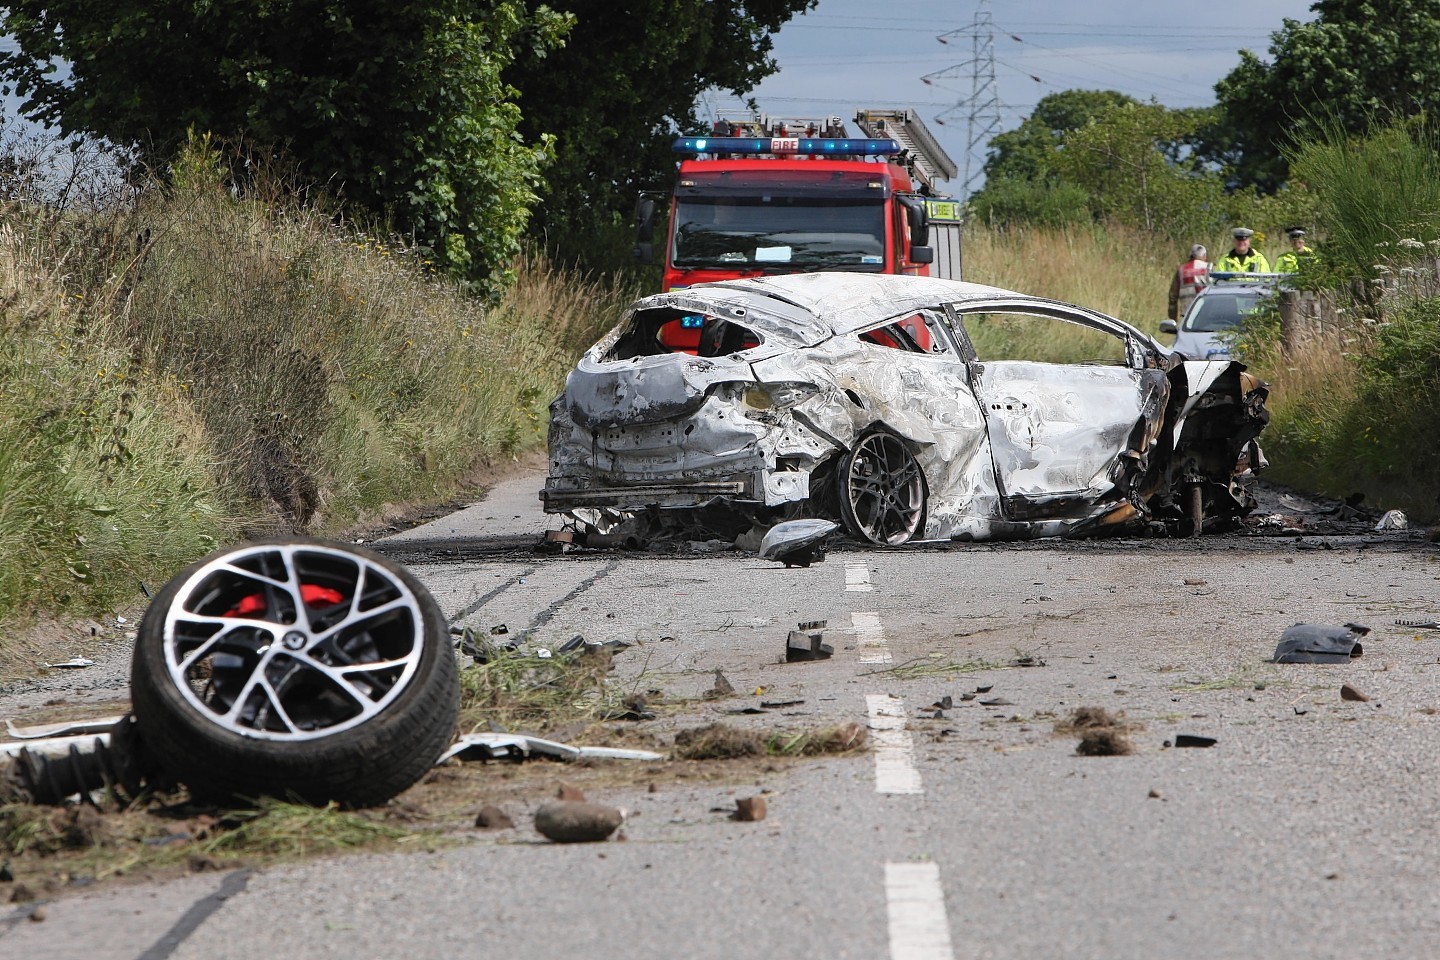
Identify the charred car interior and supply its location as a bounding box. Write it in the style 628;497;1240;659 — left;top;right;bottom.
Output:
542;274;1270;546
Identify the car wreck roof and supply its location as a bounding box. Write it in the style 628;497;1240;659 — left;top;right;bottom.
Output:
689;273;1091;336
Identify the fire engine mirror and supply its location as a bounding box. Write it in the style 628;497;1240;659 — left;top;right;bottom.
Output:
911;245;934;265
634;197;656;241
902;197;930;247
633;241;654;265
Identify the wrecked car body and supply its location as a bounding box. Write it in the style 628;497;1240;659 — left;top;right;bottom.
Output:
542;273;1270;544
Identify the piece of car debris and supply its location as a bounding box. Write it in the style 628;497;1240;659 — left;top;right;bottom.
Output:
436;733;663;764
785;628;833;662
759;699;804;709
5;716;125;740
1172;734;1218;748
1395;617;1440;629
474;805;515;830
758;519;838;567
44;658;95;669
1272;623;1368;663
534;800;624;843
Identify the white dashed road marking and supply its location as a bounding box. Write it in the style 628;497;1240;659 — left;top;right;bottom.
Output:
866;694;923;795
885;862;956;960
845;560;873;592
853;611;891;664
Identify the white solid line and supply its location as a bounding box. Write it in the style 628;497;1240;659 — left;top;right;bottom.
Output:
866;694;923;795
885;862;956;960
845;560;873;592
853;610;892;664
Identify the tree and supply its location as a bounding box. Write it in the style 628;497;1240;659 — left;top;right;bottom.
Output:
1214;0;1440;193
501;0;816;273
979;89;1138;185
0;2;573;286
1053;101;1226;236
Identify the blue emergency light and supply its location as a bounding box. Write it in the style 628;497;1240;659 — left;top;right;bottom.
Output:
671;136;901;157
679;314;706;328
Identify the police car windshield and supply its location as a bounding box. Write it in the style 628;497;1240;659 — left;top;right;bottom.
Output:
1182;290;1264;333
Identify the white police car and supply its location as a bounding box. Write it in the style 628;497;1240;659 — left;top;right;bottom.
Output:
1161;274;1280;360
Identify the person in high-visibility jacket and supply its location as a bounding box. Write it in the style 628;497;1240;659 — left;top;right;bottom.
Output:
1215;227;1270;273
1274;226;1314;273
1168;243;1210;321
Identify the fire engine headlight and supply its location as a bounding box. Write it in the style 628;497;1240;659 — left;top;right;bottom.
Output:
742;381;819;413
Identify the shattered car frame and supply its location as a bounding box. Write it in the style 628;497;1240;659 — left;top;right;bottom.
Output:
542;274;1269;544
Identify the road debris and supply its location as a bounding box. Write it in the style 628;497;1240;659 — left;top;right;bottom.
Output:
43;658;95;669
533;800;624;843
758;519;838;567
704;669;736;699
1395;617;1440;629
734;796;768;822
1340;683;1371;703
785;623;833;662
1374;509;1407;531
474;805;515;830
435;733;663;764
1058;707;1136;756
1272;623;1368;663
1172;734;1218;748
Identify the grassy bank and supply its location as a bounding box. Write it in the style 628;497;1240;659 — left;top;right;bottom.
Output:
0;144;633;656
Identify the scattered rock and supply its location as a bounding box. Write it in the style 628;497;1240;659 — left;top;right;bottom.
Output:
10;883;35;903
474;805;515;830
534;801;624;843
28;905;46;922
1340;683;1370;702
734;796;767;822
556;783;587;802
1147;788;1162;800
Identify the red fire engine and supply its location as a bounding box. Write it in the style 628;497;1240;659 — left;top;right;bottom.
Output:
635;109;962;292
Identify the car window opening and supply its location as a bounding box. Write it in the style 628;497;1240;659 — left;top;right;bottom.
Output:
858;312;947;354
603;307;764;361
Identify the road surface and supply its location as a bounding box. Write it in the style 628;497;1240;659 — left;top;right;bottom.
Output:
3;467;1438;960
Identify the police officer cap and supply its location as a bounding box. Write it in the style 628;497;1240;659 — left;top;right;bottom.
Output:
1286;226;1306;239
1232;227;1254;239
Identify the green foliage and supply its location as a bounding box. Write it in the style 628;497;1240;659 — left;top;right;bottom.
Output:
1285;115;1440;286
0;138;636;644
1052;101;1227;238
502;0;816;273
966;179;1092;229
1214;0;1440;192
980;90;1137;185
0;2;573;287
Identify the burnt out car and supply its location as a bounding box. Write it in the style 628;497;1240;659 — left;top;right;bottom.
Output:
541;274;1269;544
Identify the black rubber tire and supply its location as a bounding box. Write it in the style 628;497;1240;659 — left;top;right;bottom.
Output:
836;431;928;545
131;537;459;808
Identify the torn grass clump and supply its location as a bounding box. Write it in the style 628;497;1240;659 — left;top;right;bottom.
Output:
672;722;868;761
1056;706;1137;756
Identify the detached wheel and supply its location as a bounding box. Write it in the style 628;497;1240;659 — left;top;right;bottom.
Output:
836;431;927;545
131;537;459;808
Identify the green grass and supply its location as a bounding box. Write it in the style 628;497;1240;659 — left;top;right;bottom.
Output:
0;140;637;653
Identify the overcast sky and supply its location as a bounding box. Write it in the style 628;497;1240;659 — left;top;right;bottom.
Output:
705;0;1319;193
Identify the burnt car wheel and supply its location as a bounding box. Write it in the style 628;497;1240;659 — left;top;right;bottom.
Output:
837;432;928;545
131;537;459;808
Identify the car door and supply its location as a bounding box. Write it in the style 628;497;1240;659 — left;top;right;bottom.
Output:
946;303;1167;520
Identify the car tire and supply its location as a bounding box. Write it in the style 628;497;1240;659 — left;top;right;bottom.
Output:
836;431;928;545
130;537;459;808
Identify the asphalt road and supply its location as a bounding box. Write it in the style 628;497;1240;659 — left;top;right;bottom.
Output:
4;468;1439;960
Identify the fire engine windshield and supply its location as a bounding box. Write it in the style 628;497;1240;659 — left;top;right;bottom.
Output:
672;197;887;271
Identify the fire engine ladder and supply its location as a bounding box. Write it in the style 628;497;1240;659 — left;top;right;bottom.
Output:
853;109;958;191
